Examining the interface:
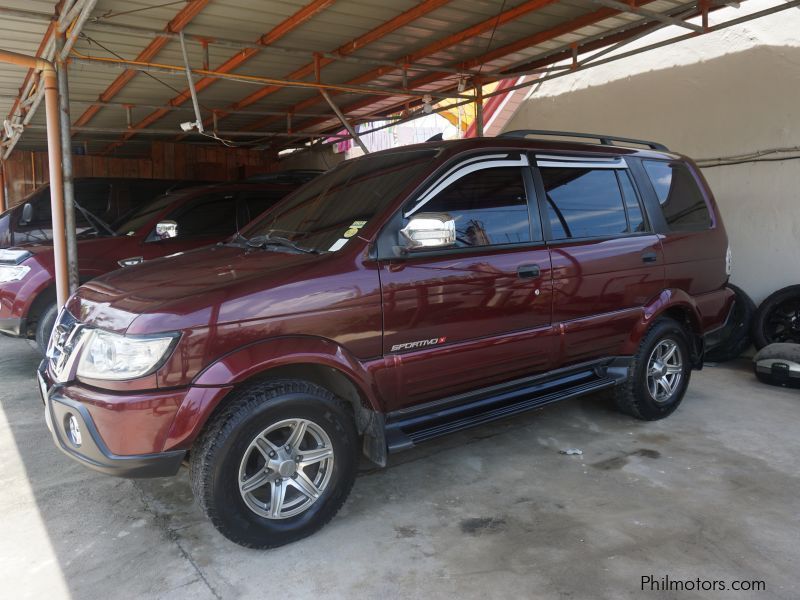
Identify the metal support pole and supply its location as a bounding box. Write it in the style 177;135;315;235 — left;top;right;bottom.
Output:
0;161;6;213
474;79;484;138
0;50;69;308
319;89;369;154
56;30;79;293
179;31;204;133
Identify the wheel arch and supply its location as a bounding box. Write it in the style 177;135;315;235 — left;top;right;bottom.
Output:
626;289;705;367
189;336;388;466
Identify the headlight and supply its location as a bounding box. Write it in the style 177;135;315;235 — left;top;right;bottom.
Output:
0;264;31;282
76;329;178;380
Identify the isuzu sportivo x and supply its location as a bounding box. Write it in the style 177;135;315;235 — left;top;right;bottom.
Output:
39;132;734;548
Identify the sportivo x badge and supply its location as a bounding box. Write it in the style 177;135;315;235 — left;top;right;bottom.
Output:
390;337;447;353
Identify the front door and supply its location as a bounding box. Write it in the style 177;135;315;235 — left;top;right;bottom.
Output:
533;154;665;364
379;155;555;411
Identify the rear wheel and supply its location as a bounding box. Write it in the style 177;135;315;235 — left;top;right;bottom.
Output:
35;302;58;355
190;379;358;548
614;318;692;420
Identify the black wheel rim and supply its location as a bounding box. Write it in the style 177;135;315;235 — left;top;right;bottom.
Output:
764;298;800;344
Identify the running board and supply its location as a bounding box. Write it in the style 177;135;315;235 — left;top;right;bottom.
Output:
385;361;628;453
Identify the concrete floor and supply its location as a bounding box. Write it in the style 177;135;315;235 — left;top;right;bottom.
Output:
1;335;798;600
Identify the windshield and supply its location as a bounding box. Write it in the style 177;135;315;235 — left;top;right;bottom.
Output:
241;149;437;252
112;192;184;236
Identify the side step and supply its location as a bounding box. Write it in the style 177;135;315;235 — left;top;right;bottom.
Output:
385;363;627;453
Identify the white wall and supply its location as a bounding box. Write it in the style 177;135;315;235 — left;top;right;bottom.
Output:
504;1;800;304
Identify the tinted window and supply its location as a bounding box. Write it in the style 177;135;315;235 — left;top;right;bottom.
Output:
244;149;437;253
114;193;179;236
167;193;238;238
240;190;291;222
541;168;628;239
643;160;711;231
73;181;114;227
420;167;532;247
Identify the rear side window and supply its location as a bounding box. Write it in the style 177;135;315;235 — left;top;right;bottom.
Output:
540;168;634;239
421;167;533;248
643;160;711;231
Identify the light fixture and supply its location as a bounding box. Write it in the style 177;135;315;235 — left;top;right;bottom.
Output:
179;120;200;132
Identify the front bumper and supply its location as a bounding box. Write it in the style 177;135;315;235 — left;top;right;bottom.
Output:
0;316;23;337
39;363;185;478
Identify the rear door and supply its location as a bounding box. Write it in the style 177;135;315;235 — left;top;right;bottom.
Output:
379;153;555;411
532;154;665;364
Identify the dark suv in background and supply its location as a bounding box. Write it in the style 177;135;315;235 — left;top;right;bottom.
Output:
1;181;301;351
0;177;203;248
39;132;734;549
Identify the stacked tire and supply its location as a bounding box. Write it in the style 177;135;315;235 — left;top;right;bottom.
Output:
750;285;800;350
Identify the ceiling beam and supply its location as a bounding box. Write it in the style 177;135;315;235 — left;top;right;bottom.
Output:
194;0;452;131
238;0;560;133
103;0;335;153
280;0;659;135
74;0;211;128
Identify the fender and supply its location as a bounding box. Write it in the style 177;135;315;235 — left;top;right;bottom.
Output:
167;336;390;462
622;288;704;356
193;335;385;410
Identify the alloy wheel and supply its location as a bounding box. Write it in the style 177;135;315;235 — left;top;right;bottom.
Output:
238;418;334;519
646;339;683;403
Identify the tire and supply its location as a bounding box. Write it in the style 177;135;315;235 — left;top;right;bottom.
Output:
190;379;359;549
705;283;755;362
752;285;800;350
614;318;692;421
35;302;59;355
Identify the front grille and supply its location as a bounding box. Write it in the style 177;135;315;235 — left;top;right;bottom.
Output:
47;309;86;382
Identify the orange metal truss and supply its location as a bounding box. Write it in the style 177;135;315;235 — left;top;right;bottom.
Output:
274;0;658;136
237;0;561;133
103;0;335;153
74;0;211;128
197;0;452;130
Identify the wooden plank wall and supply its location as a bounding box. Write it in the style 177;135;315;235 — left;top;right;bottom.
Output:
2;142;273;207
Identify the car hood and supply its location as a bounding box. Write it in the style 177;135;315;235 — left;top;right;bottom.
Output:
68;245;334;334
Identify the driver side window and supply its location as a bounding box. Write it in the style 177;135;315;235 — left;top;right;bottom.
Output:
420;167;534;248
153;193;238;241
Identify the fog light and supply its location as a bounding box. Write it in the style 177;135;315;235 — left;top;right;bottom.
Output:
65;414;82;447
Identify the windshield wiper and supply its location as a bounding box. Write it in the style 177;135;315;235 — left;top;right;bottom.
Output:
246;234;318;254
228;232;251;247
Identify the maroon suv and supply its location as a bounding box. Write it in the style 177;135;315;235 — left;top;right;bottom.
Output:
38;133;735;548
1;181;299;351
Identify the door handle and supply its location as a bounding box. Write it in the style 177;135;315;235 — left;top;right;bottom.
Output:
517;264;541;279
641;251;658;263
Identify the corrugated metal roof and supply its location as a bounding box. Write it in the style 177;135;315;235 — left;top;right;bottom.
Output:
0;0;762;155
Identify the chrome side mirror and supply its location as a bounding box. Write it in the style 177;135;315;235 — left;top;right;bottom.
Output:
20;202;33;225
155;220;178;239
400;213;456;250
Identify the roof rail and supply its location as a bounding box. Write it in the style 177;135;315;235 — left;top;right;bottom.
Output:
498;129;669;152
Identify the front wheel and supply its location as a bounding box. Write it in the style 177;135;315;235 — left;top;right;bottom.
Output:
190;379;358;548
35;302;59;355
614;318;692;420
